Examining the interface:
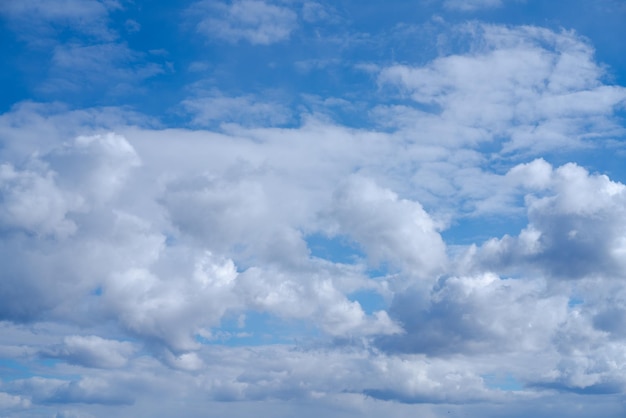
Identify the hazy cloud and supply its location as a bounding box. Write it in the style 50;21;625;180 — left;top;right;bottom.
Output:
192;0;298;45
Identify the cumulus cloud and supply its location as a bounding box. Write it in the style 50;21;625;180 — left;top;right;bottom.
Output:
378;24;626;153
380;273;568;355
0;133;152;322
44;133;142;203
2;12;626;417
328;176;447;277
192;0;298;45
0;163;84;238
102;252;240;351
237;263;402;337
478;161;626;279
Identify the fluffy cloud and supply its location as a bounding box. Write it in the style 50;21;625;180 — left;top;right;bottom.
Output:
2;11;626;417
237;263;401;337
0;163;83;238
102;252;240;352
0;133;151;322
380;273;568;355
328;176;447;277
378;24;626;153
478;161;626;279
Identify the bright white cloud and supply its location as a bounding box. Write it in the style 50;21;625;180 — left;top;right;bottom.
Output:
329;176;447;277
0;163;83;238
378;24;626;153
102;252;240;351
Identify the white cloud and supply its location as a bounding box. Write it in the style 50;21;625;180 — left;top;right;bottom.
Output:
478;161;626;279
5;376;133;405
0;133;158;322
0;163;83;238
102;252;240;351
193;0;298;45
41;335;137;369
44;133;142;203
237;263;402;337
328;176;447;277
378;24;626;154
182;94;292;127
0;392;30;410
380;272;568;355
443;0;518;11
1;16;626;416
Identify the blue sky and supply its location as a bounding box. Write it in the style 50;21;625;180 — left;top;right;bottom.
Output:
1;1;626;417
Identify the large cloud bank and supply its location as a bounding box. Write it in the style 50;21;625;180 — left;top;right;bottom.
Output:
1;7;626;418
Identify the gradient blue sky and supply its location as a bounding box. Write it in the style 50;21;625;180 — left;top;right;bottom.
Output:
1;1;626;417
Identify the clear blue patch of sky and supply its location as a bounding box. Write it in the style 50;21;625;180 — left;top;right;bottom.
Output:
549;145;626;186
441;214;528;246
197;311;321;347
0;24;33;113
347;289;387;314
0;357;78;382
305;233;398;277
305;233;365;264
0;358;35;381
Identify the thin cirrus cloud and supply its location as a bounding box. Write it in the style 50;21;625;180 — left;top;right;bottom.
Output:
0;0;119;42
1;1;626;417
191;0;298;45
443;0;522;11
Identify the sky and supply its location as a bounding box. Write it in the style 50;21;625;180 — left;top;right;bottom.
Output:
1;0;626;417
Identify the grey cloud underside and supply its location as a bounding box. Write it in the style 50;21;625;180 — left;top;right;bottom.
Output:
1;20;626;416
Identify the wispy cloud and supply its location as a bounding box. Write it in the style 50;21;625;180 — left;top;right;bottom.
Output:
191;0;298;45
0;0;120;43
